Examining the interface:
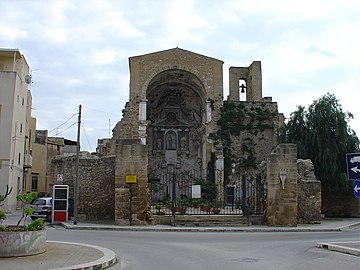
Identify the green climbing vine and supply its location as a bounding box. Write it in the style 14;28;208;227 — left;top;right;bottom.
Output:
210;101;278;185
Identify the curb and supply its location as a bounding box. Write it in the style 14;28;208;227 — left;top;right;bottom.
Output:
61;221;360;233
339;221;360;231
49;241;118;270
318;242;360;257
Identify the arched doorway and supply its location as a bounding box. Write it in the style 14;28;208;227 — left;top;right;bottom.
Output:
146;69;206;203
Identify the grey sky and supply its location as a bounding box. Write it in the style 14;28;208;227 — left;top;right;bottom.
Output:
1;0;359;151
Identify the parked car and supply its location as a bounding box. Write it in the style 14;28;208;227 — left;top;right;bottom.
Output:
31;197;52;222
31;197;74;222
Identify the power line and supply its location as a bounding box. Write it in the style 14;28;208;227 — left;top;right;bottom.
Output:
81;124;93;152
50;122;77;136
48;112;78;134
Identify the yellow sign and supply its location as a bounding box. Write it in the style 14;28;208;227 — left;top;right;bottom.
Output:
126;175;137;184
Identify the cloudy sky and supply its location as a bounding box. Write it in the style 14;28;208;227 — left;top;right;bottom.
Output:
1;0;359;152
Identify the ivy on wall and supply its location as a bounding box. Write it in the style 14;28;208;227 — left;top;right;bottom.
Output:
210;101;277;185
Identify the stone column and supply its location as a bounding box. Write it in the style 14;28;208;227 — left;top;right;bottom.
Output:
266;144;298;226
215;155;224;202
114;139;150;225
247;61;262;101
138;99;148;145
206;100;212;123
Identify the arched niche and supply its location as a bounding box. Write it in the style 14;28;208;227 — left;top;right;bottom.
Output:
146;69;206;176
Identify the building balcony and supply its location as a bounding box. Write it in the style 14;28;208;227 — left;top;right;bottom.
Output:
24;154;32;168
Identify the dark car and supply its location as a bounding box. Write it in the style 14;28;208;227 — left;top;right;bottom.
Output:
31;197;74;222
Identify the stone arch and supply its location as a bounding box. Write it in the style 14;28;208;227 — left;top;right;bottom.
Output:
140;66;207;100
146;69;207;177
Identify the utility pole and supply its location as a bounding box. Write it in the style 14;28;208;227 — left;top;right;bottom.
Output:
73;104;81;225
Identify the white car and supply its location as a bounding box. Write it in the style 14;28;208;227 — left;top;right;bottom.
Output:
31;197;52;222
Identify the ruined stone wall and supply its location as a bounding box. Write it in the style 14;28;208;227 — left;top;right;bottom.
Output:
129;48;223;103
114;48;224;141
247;61;262;101
266;144;298;226
112;47;225;161
297;159;321;224
49;154;115;221
111;48;226;223
225;101;280;178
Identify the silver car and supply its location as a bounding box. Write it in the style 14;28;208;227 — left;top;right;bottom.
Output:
31;197;52;222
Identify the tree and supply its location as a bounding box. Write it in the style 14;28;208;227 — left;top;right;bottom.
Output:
279;93;359;192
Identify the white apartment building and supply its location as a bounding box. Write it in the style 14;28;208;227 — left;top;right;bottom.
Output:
0;48;32;212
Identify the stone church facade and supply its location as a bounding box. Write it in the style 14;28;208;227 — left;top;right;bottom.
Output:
49;48;322;226
112;48;225;224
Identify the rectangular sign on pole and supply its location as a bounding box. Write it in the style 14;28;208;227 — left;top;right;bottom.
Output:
126;175;137;184
346;153;360;180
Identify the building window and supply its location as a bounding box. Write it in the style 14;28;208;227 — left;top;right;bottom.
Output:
18;153;21;164
22;97;24;106
31;176;38;192
23;175;27;189
20;123;23;134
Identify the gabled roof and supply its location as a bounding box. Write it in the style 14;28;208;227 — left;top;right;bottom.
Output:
130;47;224;64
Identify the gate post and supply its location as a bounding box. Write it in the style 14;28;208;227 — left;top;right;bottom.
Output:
241;175;250;226
171;173;176;226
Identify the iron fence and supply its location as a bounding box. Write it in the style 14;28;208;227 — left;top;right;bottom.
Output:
149;170;250;215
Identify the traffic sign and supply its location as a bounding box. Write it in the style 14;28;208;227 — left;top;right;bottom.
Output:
353;180;360;198
346;153;360;180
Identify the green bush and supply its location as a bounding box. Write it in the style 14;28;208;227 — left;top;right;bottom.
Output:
27;219;45;231
0;209;6;225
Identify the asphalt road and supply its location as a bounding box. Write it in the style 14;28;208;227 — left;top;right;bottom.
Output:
46;225;360;270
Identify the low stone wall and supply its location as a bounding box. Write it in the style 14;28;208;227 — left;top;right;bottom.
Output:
322;191;360;217
0;229;46;257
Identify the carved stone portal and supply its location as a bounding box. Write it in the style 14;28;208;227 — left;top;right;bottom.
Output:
147;70;205;177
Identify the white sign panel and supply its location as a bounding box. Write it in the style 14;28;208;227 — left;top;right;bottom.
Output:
56;174;64;182
192;185;201;199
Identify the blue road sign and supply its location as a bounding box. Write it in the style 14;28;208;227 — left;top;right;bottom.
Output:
353;180;360;198
346;153;360;180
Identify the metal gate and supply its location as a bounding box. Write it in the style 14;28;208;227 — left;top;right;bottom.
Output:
149;170;264;216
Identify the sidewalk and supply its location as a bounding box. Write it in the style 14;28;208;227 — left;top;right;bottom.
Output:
62;217;360;233
0;241;117;270
1;217;359;270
